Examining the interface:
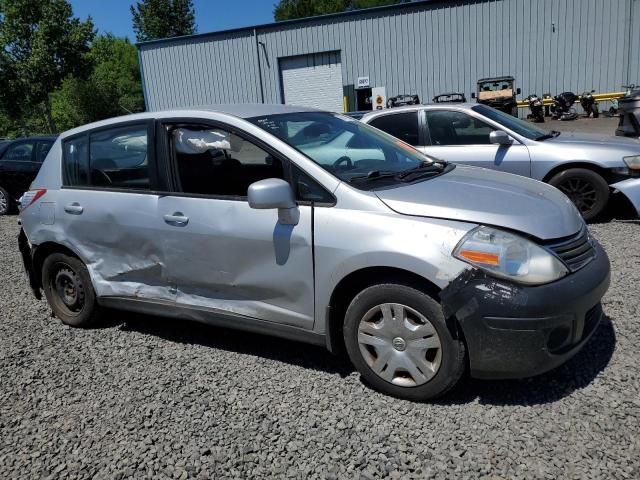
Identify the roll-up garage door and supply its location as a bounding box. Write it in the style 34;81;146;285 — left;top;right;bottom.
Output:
280;51;344;112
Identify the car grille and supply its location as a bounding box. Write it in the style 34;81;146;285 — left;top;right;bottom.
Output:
544;228;595;272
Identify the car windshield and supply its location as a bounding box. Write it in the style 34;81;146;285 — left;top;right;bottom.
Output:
472;104;548;140
248;112;444;187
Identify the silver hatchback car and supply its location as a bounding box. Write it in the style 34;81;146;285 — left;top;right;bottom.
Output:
19;105;610;401
362;104;640;221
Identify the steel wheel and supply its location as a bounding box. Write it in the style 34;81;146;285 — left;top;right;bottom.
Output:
50;262;86;316
357;302;442;387
558;178;598;214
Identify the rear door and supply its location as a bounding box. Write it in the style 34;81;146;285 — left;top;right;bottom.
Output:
156;120;317;329
58;121;176;302
421;109;531;177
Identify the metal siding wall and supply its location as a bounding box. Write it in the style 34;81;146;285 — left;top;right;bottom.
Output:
139;0;638;112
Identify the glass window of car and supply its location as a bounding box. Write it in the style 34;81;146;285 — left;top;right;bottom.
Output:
1;142;34;161
248;112;439;189
89;126;150;189
472;104;548;140
172;127;285;198
35;141;54;163
63;136;90;187
291;166;334;204
425;110;495;146
368;111;421;146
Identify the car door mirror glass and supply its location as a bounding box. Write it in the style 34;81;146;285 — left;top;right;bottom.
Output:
489;130;513;145
248;178;299;225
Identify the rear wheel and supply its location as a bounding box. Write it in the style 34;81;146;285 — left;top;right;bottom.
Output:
0;186;11;215
549;168;610;221
42;253;102;327
343;283;465;401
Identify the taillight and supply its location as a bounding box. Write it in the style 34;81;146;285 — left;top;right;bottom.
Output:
20;189;47;210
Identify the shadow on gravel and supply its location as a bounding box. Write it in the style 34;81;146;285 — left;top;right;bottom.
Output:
438;315;616;406
111;313;355;377
104;312;615;405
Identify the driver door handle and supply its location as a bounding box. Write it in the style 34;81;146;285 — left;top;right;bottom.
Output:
163;212;189;226
64;203;84;215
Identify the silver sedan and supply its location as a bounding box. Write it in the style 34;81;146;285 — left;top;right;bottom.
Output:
362;104;640;220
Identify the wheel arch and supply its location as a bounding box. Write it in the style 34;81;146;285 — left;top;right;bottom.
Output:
325;266;446;355
32;241;87;292
542;161;612;184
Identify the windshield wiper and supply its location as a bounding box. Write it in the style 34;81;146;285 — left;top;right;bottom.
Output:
348;170;398;184
397;161;448;180
535;130;561;141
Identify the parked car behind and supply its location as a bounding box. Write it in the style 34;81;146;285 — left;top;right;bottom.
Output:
361;104;640;221
19;105;610;401
0;136;56;215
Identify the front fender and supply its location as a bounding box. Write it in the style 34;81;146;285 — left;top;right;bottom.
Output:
611;178;640;216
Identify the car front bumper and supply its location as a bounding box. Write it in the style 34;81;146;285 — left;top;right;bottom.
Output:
611;178;640;217
441;240;610;379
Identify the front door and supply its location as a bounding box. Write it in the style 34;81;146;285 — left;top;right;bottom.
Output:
158;123;315;329
421;109;531;177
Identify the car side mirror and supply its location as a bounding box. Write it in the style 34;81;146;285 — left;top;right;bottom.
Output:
471;92;476;99
516;88;522;95
248;178;299;225
489;130;513;145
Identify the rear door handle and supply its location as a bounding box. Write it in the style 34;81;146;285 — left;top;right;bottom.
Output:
64;203;83;215
163;212;189;226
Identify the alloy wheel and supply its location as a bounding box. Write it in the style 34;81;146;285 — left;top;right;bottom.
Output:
357;303;442;387
559;178;598;214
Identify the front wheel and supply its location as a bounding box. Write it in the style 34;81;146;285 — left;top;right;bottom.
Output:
42;253;102;327
343;283;465;401
549;168;610;221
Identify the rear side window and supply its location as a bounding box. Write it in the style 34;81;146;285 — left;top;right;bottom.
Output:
63;124;150;190
63;137;89;186
368;112;420;146
35;141;53;163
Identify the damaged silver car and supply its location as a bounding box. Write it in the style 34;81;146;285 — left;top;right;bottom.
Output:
18;105;610;401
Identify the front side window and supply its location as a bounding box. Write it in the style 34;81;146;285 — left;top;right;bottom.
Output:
172;127;285;198
472;104;547;140
425;111;495;146
368;111;421;146
248;112;443;189
1;142;34;161
63;124;150;189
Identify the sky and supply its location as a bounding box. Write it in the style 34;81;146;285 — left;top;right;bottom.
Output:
69;0;276;41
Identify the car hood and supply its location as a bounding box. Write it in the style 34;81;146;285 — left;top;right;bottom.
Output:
375;165;583;240
546;132;640;147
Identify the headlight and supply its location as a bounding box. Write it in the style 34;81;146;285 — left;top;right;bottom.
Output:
453;226;569;285
623;155;640;170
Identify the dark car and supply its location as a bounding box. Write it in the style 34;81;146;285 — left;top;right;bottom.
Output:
0;136;56;215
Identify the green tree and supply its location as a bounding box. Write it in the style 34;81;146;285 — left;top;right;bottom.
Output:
131;0;196;42
0;0;95;134
274;0;407;21
51;35;145;132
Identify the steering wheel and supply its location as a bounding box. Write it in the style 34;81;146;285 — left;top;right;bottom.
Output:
333;156;353;169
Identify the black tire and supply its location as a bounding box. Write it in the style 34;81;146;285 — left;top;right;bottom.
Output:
343;283;465;401
592;105;600;118
0;186;11;216
548;168;610;221
42;253;102;327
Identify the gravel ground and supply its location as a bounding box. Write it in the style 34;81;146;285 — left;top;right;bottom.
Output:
0;215;638;480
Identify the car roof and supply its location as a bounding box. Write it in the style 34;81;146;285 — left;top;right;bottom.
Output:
361;103;478;121
5;135;57;142
59;104;322;139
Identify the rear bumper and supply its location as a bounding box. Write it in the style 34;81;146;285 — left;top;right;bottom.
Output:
18;228;41;300
441;240;610;379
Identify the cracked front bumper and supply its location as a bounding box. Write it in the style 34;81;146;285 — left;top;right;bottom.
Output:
441;241;611;379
